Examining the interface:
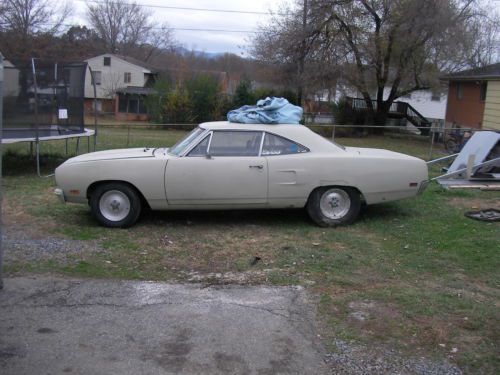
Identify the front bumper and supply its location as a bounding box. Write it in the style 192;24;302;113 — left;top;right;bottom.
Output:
54;188;66;203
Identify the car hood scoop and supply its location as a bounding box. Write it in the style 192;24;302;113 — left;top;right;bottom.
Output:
65;148;155;164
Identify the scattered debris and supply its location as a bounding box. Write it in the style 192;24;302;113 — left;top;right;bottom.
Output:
464;209;500;222
249;256;262;266
161;235;174;246
348;301;376;321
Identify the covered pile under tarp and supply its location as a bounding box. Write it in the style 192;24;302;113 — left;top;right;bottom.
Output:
432;130;500;190
227;97;303;124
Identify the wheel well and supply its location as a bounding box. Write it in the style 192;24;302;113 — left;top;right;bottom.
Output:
87;180;151;210
306;185;365;205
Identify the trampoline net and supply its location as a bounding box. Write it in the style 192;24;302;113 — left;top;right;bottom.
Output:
2;60;87;139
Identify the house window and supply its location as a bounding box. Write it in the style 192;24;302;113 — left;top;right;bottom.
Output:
431;91;441;101
124;72;131;84
480;82;487;101
118;94;148;114
103;57;111;66
128;99;139;114
91;71;102;86
456;82;463;100
118;96;128;112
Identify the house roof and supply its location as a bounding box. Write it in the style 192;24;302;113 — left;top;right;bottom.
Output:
111;54;159;73
440;62;500;81
85;53;159;73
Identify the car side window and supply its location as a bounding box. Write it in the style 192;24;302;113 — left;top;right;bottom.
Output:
209;131;263;157
262;133;309;156
187;135;210;156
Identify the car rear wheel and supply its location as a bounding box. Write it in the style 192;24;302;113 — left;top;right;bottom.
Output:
90;183;142;228
306;187;361;227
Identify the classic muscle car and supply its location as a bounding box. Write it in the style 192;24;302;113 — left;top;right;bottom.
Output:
54;121;428;228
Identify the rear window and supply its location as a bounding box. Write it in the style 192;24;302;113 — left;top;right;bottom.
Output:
262;133;309;156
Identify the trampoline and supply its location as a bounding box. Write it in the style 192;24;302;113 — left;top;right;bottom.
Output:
1;58;97;176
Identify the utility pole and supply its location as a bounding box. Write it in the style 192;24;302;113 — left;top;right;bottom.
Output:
297;0;308;106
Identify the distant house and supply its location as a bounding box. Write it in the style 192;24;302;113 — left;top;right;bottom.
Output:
84;53;233;121
84;54;158;120
3;59;20;97
441;63;500;130
334;84;447;123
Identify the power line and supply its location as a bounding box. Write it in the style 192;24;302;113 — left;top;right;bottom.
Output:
77;0;280;16
35;23;258;33
170;27;257;34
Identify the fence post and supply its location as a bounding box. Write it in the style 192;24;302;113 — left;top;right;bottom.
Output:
331;124;336;140
428;122;435;160
0;54;4;289
127;124;130;147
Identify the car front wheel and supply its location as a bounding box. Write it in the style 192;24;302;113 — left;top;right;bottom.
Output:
306;186;361;227
90;183;142;228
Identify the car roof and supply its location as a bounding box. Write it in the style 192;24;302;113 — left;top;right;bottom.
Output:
198;121;342;153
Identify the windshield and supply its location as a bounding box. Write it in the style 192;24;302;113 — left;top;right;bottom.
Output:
168;127;206;156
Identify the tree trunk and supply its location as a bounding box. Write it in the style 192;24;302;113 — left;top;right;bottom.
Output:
372;102;390;134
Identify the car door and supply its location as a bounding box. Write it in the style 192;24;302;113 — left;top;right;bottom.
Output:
263;132;313;207
165;130;268;206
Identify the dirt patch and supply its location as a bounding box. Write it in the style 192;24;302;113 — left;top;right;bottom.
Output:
179;269;286;284
448;196;500;210
3;194;59;239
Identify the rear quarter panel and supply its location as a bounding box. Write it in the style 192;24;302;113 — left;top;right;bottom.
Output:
267;152;427;206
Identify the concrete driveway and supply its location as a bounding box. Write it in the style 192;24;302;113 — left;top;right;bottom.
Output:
0;276;328;375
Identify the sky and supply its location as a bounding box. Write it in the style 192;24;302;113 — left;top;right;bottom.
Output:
69;0;500;56
70;0;293;55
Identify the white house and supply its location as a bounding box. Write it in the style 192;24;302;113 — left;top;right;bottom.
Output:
3;59;20;97
390;88;446;122
333;83;447;122
84;54;157;117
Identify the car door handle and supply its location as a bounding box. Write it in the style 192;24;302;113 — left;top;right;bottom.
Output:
249;165;264;169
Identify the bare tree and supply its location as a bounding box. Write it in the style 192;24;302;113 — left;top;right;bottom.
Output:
86;0;174;60
0;0;71;38
252;0;499;125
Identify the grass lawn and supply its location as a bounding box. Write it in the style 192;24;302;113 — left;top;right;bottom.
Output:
2;127;499;373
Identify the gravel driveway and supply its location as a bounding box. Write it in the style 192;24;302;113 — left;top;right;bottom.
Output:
1;230;462;374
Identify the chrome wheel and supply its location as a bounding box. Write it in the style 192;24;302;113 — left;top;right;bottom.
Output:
99;190;131;222
319;188;351;219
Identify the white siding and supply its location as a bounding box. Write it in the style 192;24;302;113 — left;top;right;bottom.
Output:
334;84;447;120
483;81;500;130
383;88;447;120
84;54;151;99
3;60;20;97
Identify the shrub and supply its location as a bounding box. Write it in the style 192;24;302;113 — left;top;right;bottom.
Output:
186;74;221;123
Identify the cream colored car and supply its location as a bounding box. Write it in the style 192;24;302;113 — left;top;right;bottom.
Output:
54;121;428;228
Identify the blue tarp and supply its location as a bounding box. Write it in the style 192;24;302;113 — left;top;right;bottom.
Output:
227;97;303;124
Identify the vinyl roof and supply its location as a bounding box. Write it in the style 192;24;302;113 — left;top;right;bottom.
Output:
199;121;341;153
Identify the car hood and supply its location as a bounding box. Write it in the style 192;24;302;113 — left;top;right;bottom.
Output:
345;147;422;161
63;148;157;164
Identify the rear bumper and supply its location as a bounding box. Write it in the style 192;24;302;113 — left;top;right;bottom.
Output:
418;180;429;195
54;188;66;203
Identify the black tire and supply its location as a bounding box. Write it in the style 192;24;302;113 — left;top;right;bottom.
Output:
306;186;361;227
90;182;142;228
